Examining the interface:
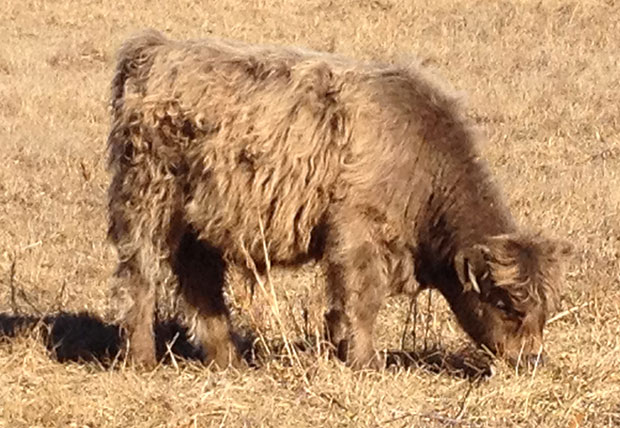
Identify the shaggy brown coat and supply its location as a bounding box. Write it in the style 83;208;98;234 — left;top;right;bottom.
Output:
107;30;571;369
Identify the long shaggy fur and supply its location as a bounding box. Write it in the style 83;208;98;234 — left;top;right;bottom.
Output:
107;30;571;368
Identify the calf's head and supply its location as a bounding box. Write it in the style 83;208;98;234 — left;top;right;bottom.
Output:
453;233;572;368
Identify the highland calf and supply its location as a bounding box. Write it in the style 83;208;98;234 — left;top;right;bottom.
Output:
107;30;572;370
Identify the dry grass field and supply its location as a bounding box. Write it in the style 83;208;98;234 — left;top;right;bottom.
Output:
0;0;619;426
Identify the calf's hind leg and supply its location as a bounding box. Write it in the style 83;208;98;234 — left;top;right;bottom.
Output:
111;256;159;368
174;232;241;369
325;215;389;369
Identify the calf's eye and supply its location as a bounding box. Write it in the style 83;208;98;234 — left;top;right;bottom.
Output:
494;299;507;311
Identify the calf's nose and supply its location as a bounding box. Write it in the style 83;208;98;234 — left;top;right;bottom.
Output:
507;353;545;370
526;353;545;368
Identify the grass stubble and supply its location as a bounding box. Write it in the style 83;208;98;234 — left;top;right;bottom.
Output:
0;0;619;426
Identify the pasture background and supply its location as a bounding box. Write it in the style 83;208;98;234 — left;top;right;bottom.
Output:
0;0;619;426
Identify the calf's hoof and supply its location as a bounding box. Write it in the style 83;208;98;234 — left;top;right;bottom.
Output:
127;348;157;370
349;350;386;371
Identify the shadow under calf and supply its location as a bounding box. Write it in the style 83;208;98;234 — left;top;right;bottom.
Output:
0;311;203;365
266;338;495;380
0;311;493;379
385;349;494;379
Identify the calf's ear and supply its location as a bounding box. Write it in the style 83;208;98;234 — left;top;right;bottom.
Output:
454;244;491;294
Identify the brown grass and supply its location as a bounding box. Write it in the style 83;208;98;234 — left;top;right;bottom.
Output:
0;0;618;426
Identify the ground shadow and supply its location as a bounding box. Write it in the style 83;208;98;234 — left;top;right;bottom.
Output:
267;339;495;380
385;349;494;379
0;311;493;379
0;311;203;365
